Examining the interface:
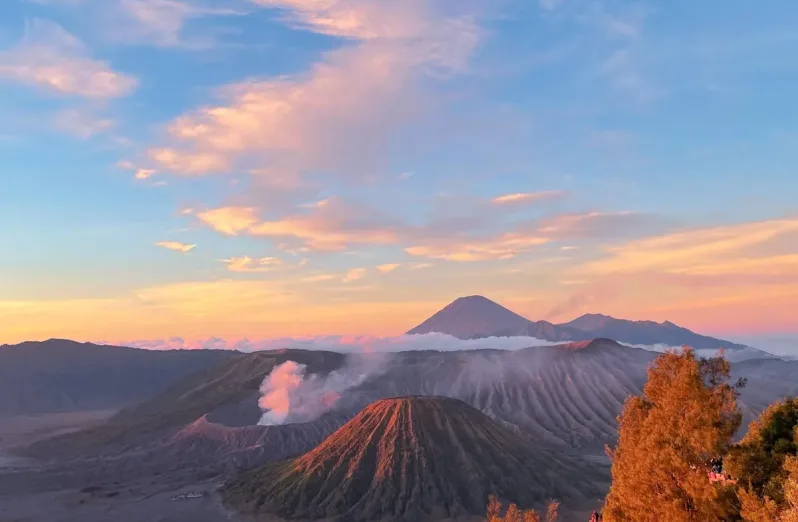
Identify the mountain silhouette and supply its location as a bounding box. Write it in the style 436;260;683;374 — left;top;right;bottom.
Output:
407;295;579;341
408;295;753;351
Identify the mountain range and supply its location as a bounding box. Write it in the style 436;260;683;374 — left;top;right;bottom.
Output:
408;295;752;351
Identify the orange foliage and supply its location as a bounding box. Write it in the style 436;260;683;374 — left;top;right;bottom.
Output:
486;495;559;522
603;349;742;521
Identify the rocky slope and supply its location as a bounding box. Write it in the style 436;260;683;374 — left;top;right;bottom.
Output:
222;396;605;521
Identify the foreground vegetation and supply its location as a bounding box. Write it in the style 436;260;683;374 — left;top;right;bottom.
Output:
487;496;559;522
604;348;798;521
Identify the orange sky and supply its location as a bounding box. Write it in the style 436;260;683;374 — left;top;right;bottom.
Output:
3;217;797;345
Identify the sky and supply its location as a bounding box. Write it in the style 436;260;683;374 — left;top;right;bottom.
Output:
1;0;797;347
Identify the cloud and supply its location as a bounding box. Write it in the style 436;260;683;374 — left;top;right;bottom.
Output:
491;190;568;205
52;107;114;138
195;206;260;235
0;20;137;98
538;211;667;241
376;263;400;273
600;48;665;103
35;0;243;48
538;0;563;11
250;0;476;50
196;198;400;251
585;218;798;275
406;232;550;262
222;256;285;273
402;210;660;263
301;273;337;283
145;0;481;182
112;0;242;47
135;168;157;180
342;268;366;283
155;241;196;253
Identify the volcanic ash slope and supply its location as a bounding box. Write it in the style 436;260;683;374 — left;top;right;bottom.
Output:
222;396;603;522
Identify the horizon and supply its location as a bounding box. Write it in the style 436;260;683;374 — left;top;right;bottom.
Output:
1;0;797;345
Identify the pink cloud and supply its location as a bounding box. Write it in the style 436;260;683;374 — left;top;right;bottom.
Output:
491;190;568;205
0;20;137;98
155;241;196;253
52;107;115;138
406;232;550;262
222;256;285;273
196;198;401;251
145;0;481;182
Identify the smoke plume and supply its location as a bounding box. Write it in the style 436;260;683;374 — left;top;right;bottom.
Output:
258;361;307;425
257;354;390;426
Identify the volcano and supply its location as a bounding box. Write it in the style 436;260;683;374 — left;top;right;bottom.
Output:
222;396;603;522
407;295;579;341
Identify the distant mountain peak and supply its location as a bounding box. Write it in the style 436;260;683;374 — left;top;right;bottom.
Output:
407;295;533;339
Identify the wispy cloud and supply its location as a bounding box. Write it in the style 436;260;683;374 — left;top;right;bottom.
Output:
342;267;366;283
143;0;481;185
35;0;244;48
53;107;114;138
222;256;285;273
538;0;563;11
585;218;798;275
600;48;666;104
406;232;550;262
155;240;196;253
491;190;568;205
135;168;157;180
111;0;243;47
538;211;666;240
0;20;137;98
376;263;400;273
301;273;337;283
196;198;400;251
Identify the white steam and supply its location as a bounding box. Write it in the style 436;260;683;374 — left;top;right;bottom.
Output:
258;361;307;426
257;354;389;426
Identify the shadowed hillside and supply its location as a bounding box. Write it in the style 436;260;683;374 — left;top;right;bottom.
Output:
24;349;346;458
0;339;236;415
222;396;606;522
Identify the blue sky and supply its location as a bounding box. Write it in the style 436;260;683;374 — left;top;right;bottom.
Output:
1;0;797;345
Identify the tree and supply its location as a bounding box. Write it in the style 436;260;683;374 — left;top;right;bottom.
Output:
603;348;743;521
728;400;798;522
505;503;523;522
485;497;560;522
738;455;798;521
726;399;798;503
545;499;559;522
783;456;798;522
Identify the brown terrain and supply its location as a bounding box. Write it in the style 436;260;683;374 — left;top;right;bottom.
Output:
222;396;606;522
